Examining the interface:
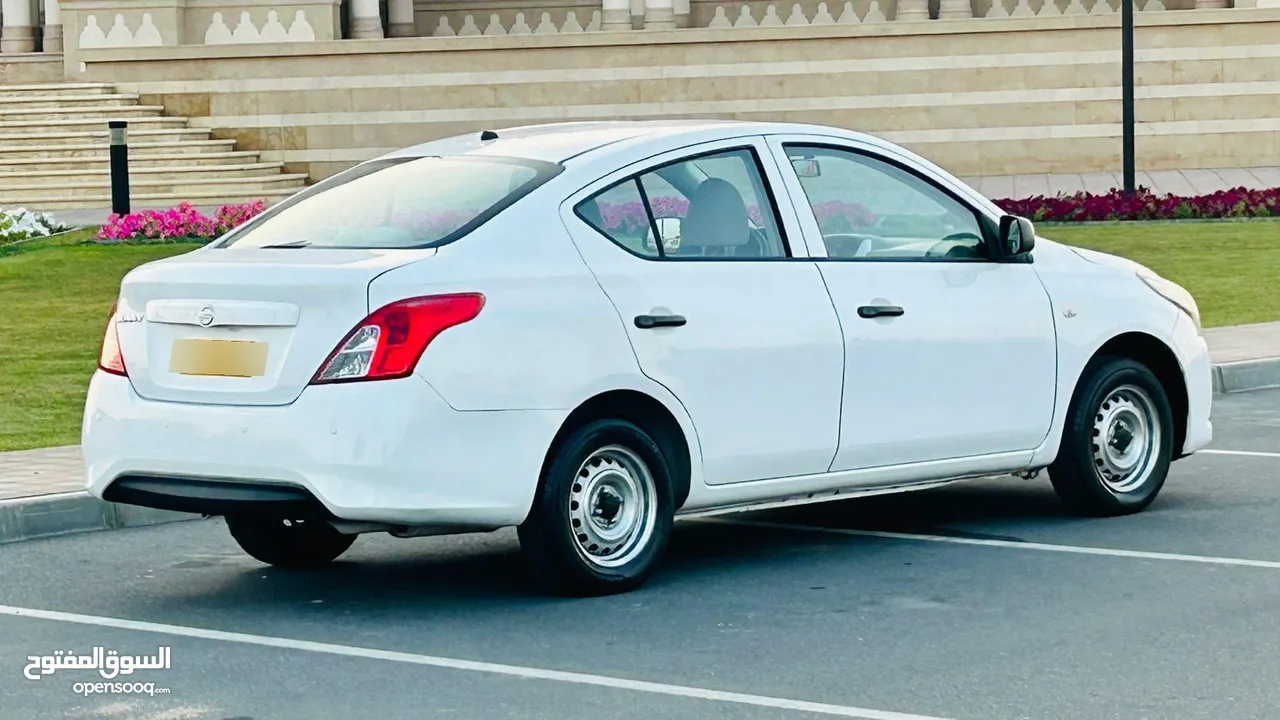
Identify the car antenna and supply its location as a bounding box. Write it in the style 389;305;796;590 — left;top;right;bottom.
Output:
480;130;499;141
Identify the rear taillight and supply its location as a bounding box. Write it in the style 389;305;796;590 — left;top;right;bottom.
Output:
99;300;128;377
310;293;485;385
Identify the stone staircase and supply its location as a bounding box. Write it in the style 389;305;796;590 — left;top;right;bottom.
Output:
0;82;307;211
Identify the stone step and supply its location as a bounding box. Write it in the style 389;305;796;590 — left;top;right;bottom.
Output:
0;163;289;187
0;127;211;146
27;188;302;211
0;151;264;171
0;138;236;158
0;83;117;99
0;104;165;122
0;93;141;110
0;116;188;137
1;174;309;203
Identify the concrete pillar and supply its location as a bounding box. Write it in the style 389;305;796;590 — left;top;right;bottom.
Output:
674;0;690;26
938;0;974;17
602;0;630;30
349;0;383;38
43;0;62;52
2;0;37;52
895;0;931;20
643;0;674;28
387;0;413;36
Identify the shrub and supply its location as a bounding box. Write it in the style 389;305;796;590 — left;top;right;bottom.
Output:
993;186;1280;223
88;185;1280;249
0;207;69;245
95;200;268;243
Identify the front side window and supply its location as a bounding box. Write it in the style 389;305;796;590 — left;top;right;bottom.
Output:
575;147;789;259
220;155;559;250
783;144;989;261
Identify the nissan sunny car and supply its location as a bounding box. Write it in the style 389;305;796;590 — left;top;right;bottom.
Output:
82;120;1213;596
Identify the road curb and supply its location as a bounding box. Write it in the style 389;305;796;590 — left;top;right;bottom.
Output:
0;491;202;546
1213;357;1280;395
0;356;1277;546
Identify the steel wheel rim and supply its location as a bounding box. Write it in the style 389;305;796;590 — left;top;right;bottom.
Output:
1091;384;1162;493
568;444;658;569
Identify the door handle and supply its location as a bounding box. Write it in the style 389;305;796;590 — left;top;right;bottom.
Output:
857;305;904;319
635;314;686;329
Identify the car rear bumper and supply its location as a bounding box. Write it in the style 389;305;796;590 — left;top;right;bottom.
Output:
82;372;563;530
1174;312;1213;457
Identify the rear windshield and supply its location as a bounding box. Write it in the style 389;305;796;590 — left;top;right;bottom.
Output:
217;155;561;250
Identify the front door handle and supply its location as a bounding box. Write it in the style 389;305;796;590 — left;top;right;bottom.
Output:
857;305;904;319
635;314;686;329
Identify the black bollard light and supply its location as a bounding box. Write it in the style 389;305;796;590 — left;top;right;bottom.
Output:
108;120;131;215
1121;0;1135;196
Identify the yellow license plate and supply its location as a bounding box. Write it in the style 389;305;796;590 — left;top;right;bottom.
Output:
169;339;268;378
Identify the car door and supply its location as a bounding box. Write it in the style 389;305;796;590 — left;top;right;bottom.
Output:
560;138;845;487
763;134;1058;473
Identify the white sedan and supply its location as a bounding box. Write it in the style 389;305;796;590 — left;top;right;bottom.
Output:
83;120;1213;596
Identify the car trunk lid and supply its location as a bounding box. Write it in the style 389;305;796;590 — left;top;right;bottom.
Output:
115;246;435;406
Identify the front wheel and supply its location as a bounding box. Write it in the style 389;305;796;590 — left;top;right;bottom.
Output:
1049;356;1175;516
226;516;356;568
518;419;675;597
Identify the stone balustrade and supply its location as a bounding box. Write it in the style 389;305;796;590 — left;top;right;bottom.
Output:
0;0;1253;56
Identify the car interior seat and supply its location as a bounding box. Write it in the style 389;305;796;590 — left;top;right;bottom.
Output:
676;178;758;257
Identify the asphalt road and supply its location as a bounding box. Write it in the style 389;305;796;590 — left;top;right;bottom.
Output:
2;389;1280;720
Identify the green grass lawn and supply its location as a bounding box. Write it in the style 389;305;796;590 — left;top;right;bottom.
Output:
0;236;199;451
1040;221;1280;329
0;221;1275;452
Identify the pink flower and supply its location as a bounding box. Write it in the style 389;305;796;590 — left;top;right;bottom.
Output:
992;187;1280;222
96;200;268;243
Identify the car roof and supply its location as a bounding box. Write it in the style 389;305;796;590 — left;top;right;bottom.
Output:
373;120;892;165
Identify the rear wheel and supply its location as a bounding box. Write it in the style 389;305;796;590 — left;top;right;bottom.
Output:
518;419;674;597
226;515;356;568
1049;356;1175;516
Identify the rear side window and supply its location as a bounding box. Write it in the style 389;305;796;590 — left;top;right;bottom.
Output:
219;155;561;250
574;147;789;260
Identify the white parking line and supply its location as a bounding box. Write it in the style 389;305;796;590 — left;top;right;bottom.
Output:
0;604;948;720
1200;449;1280;460
700;518;1280;570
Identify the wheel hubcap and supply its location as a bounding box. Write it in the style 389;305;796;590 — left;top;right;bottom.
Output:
568;445;657;569
1091;384;1162;493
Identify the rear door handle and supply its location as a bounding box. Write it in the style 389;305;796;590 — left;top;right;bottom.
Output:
857;305;904;319
635;314;686;329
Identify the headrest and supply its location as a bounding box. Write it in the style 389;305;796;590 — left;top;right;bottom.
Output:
680;178;750;247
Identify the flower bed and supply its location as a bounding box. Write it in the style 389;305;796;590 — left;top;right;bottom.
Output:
87;186;1280;248
993;186;1280;223
95;201;267;243
0;207;69;245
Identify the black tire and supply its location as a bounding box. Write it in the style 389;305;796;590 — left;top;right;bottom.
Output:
1049;355;1175;517
518;418;675;597
226;515;356;568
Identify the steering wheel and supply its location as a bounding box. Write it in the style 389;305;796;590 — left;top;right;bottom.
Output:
822;232;880;257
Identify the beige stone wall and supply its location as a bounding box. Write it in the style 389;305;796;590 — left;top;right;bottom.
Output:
687;0;1203;23
70;9;1280;183
413;0;606;36
0;56;63;84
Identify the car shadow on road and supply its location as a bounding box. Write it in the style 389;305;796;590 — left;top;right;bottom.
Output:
138;477;1133;615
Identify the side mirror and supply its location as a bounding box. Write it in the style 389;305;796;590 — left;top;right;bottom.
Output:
646;216;682;252
791;157;822;178
998;215;1036;258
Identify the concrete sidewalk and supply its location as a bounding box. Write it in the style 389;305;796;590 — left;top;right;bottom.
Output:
1;319;1278;545
960;166;1280;199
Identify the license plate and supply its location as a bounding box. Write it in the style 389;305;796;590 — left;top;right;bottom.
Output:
169;339;268;378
